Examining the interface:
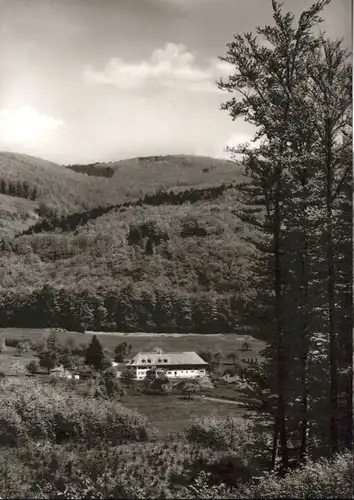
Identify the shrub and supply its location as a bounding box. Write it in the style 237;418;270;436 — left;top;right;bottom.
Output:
0;406;25;446
0;378;151;447
26;360;38;375
175;452;354;499
185;415;255;451
5;337;21;348
240;341;252;352
238;452;354;499
16;340;31;356
9;441;228;499
175;470;234;499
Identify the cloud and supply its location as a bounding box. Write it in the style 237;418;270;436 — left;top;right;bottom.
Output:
0;106;64;148
83;43;233;93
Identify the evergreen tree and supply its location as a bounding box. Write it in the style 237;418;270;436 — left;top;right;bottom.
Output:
175;294;194;333
114;341;131;363
115;285;139;332
38;284;60;327
38;349;58;374
218;0;339;470
85;335;105;371
307;38;352;453
99;366;124;399
153;289;177;332
0;179;6;195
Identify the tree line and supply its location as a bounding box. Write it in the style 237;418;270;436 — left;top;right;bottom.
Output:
0;178;40;201
219;0;352;471
17;182;235;237
0;283;239;333
66;162;115;178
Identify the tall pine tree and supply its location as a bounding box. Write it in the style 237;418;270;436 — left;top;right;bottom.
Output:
85;335;105;371
218;0;348;470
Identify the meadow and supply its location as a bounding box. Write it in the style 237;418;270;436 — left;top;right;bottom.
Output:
113;391;247;437
0;327;263;358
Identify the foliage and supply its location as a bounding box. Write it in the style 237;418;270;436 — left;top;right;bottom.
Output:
218;0;352;468
114;341;132;363
84;335;105;371
25;360;38;375
237;452;354;499
240;341;251;352
0;378;151;448
185;415;265;453
38;349;58;373
0;440;253;499
0;442;352;499
180;380;202;399
120;369;135;387
98;367;125;400
175;452;354;499
15;340;31;356
144;369;171;394
174;378;213;399
0;183;249;334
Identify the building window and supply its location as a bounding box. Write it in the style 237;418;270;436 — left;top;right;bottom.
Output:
174;371;177;376
147;359;151;363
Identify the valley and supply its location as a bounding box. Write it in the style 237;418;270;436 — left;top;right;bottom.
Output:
0;152;252;335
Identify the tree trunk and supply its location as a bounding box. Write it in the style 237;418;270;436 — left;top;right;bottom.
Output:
299;172;310;464
271;415;279;469
274;173;289;472
326;118;339;455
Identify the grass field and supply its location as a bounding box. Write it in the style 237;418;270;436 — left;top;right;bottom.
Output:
0;328;263;359
121;392;247;437
0;347;37;375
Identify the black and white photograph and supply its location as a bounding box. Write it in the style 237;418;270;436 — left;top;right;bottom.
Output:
0;0;352;498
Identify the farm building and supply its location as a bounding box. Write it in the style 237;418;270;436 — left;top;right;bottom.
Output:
50;365;80;380
124;350;208;380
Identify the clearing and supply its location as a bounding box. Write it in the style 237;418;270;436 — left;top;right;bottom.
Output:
0;328;263;360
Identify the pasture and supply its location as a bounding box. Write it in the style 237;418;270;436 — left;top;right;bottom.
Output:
0;327;263;359
0;346;37;375
121;391;248;437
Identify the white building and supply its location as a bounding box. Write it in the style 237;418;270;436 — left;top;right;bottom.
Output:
50;365;80;380
124;350;208;381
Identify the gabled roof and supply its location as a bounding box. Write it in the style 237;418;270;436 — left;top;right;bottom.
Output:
127;351;208;367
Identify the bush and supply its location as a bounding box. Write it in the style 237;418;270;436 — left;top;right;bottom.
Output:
5;337;21;348
175;452;354;499
0;406;25;446
240;341;252;352
185;415;255;451
238;452;354;499
26;360;38;375
0;441;233;499
0;378;151;447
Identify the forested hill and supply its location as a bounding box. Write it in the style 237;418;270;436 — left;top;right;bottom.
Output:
0;151;251;334
0;152;241;237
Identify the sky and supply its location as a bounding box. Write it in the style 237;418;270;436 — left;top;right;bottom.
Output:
0;0;351;164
